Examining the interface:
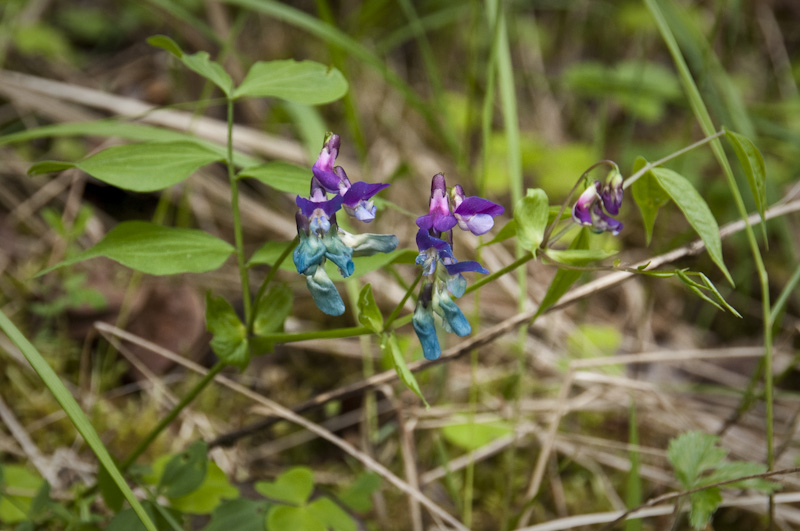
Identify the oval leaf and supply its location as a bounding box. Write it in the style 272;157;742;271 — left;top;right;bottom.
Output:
147;35;184;57
651;168;733;285
630;156;670;246
381;333;428;406
255;467;314;506
253;284;293;336
238;161;310;196
536;228;589;317
39;221;234;276
181;52;234;97
75;141;223;192
234;60;348;104
514;188;549;252
206;293;249;369
27;161;76;176
357;284;383;333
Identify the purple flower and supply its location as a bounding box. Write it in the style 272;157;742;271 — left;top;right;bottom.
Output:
416;173;458;233
341;176;390;223
451;185;505;235
599;168;623;216
572;180;623;235
312;132;341;192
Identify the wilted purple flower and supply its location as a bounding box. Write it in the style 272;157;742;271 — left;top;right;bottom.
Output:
572;180;623;235
451;184;505;235
412;174;500;360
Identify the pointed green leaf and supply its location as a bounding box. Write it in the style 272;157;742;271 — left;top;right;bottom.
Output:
307;497;357;531
159;440;208;499
357;284;383;333
724;127;767;222
27;161;76;175
182;52;234;97
630;157;670;245
514;188;549;252
237;161;310;196
536;228;589;316
146;35;184;57
253;284;293;336
39;221;234;276
206;293;249;369
667;431;727;488
442;417;513;452
255;467;314;505
650;168;733;284
381;333;428;406
688;487;721;530
71;141;223;192
544;248;617;265
234;60;348;104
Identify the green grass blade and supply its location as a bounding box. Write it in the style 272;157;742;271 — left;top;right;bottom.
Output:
0;311;157;531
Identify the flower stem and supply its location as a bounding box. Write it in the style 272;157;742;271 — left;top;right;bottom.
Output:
227;97;252;324
622;129;725;190
257;326;372;343
464;251;534;296
119;361;226;472
384;272;423;330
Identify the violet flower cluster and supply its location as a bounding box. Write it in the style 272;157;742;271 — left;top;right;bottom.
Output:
294;133;397;316
413;174;504;360
571;168;624;235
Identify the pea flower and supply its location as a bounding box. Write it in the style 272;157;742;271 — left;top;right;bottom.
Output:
572;169;624;235
294;134;397;316
412;173;502;360
313;132;390;223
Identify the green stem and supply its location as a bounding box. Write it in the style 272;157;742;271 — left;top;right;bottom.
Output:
622;129;725;189
227;97;252;324
119;361;226;471
465;252;534;296
384;272;423;330
258;326;371;343
248;238;299;334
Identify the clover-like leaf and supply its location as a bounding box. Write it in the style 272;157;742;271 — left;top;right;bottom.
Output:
255;467;314;506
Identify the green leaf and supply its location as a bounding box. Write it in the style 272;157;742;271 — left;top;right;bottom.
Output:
237;161;310;196
307;497;357;531
206;293;249;369
182;52;234;97
74;141;222;192
650;167;733;284
159;440;208;499
381;333;428;407
234;60;348;104
0;313;157;531
697;273;741;317
536;228;589;316
442;417;513;452
168;462;239;515
702;461;774;490
248;240;295;268
337;473;380;513
267;506;326;531
255;467;314;506
253;284;293;336
724;128;767;223
27;161;76;175
688;487;721;530
204;498;270;531
146;35;184;57
667;431;727;488
39;221;234;276
148;35;233;96
357;284;383;333
544;248;617;265
514;188;549;252
630;157;670;245
0;466;43;524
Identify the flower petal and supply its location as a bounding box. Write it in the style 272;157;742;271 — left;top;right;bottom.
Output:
444;260;489;276
454;196;505;217
412;301;441;361
433;289;471;337
342;181;390;206
322;230;354;277
293;233;325;275
296;194;343;219
339;230;399;256
306;267;345;316
415;229;452;255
